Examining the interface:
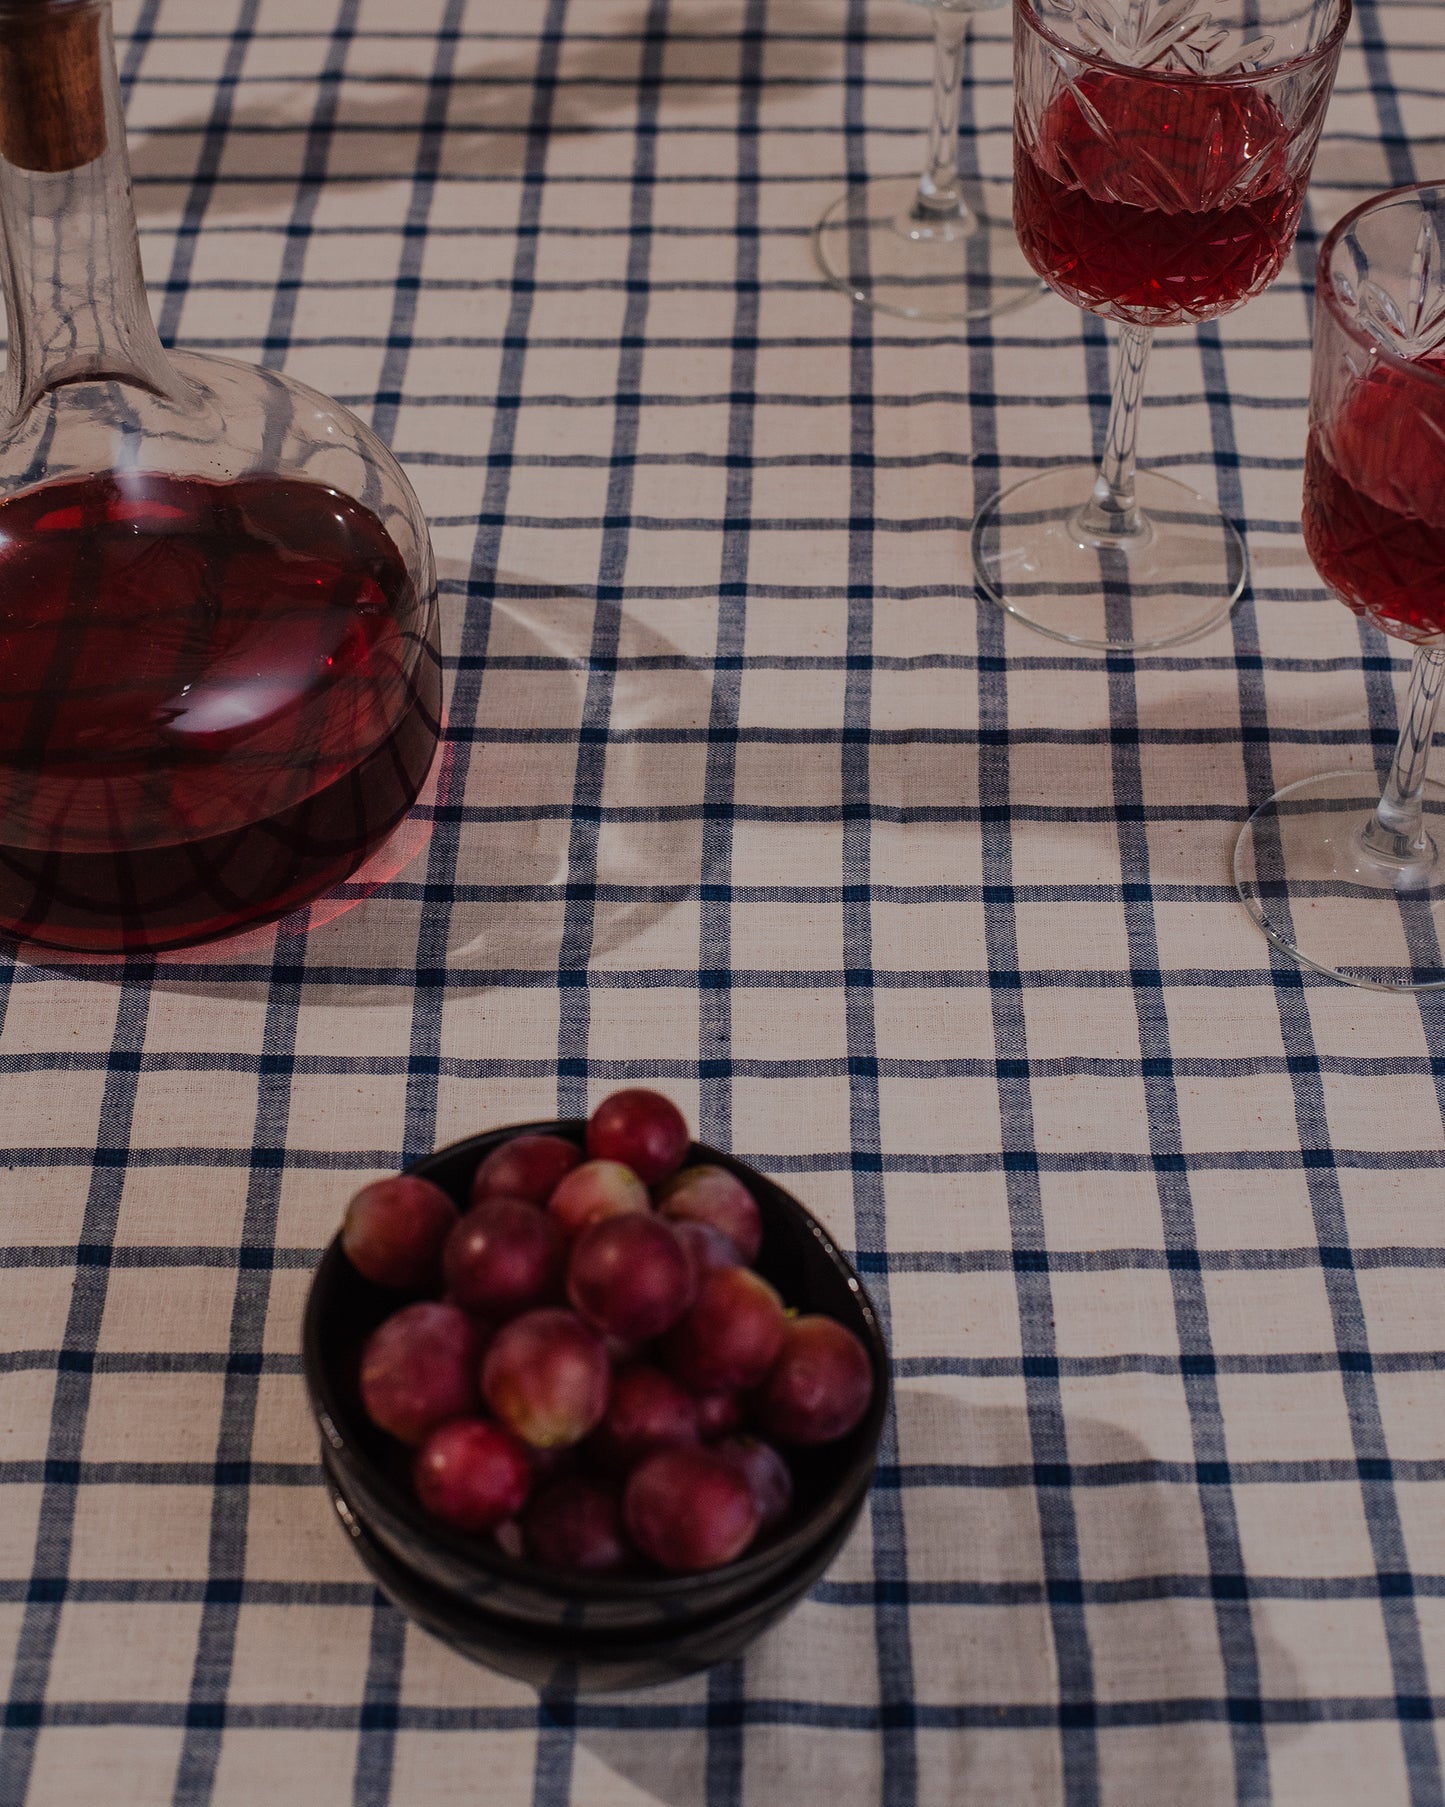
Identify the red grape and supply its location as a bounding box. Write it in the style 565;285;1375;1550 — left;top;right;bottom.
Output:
587;1088;690;1185
482;1308;610;1449
672;1219;742;1289
342;1175;458;1291
470;1133;580;1207
753;1315;873;1445
359;1302;482;1446
413;1417;531;1532
661;1265;786;1394
656;1164;761;1264
523;1476;629;1576
591;1364;700;1471
442;1194;565;1319
716;1435;793;1533
566;1213;695;1343
694;1390;743;1441
624;1445;760;1572
547;1159;649;1239
445;1312;497;1360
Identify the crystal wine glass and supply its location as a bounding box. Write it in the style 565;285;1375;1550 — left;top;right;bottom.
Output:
1235;183;1445;990
971;0;1350;650
813;0;1044;322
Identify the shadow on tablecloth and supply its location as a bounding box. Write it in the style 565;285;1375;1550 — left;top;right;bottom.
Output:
570;1384;1301;1805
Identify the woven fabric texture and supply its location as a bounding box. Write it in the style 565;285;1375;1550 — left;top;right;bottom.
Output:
2;1;1444;1803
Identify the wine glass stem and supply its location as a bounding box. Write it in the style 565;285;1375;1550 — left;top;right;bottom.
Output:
915;10;971;224
1358;645;1445;867
1072;322;1154;543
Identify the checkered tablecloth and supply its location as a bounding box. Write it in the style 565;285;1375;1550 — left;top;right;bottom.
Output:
2;0;1444;1801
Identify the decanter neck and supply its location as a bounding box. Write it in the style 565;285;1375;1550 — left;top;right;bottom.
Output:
0;0;180;423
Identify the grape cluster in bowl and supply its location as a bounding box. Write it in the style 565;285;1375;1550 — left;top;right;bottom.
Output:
339;1090;877;1579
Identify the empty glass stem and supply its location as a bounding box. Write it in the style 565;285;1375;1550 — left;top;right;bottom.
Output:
1357;646;1445;874
1072;322;1153;543
913;9;971;223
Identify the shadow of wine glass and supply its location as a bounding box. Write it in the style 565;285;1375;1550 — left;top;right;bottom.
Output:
125;2;846;219
567;1383;1299;1807
860;642;1381;907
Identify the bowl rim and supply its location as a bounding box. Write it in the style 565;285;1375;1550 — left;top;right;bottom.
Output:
303;1118;891;1603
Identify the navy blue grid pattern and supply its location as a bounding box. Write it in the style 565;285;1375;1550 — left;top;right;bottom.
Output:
2;0;1445;1802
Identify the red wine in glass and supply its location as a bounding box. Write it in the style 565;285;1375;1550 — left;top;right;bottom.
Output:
1235;180;1445;992
0;472;440;953
1013;72;1304;324
1302;357;1445;643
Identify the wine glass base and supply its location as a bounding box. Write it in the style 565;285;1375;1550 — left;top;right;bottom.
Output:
1234;771;1445;990
813;175;1045;323
971;465;1248;650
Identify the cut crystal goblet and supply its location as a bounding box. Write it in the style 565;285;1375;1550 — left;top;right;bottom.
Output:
1235;182;1445;989
971;0;1350;650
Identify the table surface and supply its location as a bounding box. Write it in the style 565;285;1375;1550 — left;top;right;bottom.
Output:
3;1;1444;1803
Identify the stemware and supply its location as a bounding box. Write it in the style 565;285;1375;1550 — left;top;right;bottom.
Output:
813;0;1044;321
1235;182;1445;990
971;0;1350;650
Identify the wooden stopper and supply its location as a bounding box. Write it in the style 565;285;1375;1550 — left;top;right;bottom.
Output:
0;1;107;172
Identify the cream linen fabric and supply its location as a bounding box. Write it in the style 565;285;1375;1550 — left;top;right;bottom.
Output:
1;2;1443;1804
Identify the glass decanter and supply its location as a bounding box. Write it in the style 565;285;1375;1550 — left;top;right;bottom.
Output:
0;0;442;954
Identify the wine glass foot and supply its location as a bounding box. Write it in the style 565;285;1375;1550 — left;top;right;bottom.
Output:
813;175;1044;323
971;465;1247;650
1234;771;1445;990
